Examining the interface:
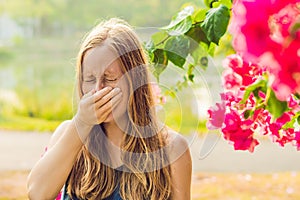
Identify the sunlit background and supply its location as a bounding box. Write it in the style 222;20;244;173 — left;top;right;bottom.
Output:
1;1;300;199
0;0;212;132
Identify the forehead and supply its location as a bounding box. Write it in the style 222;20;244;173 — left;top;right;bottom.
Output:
82;45;122;75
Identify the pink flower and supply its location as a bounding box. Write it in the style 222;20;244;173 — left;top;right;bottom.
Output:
288;95;300;114
272;0;300;14
269;39;300;100
222;111;259;152
56;192;62;200
222;111;242;138
276;128;295;147
269;113;292;137
294;131;300;150
223;54;264;87
218;0;300;152
271;4;300;41
207;102;226;130
223;54;243;70
231;0;274;59
222;69;243;90
241;21;271;58
231;129;259;153
151;83;166;105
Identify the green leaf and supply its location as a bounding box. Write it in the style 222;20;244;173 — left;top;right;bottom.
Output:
187;64;195;82
282;113;300;129
191;44;208;68
201;5;230;45
244;109;254;119
152;49;168;65
204;0;219;8
240;79;267;104
164;35;190;68
162;6;194;30
193;8;208;22
200;56;208;68
185;25;210;49
167;16;193;36
144;39;155;53
152;49;168;81
151;31;169;48
212;0;233;9
266;90;288;119
290;22;300;37
208;42;216;56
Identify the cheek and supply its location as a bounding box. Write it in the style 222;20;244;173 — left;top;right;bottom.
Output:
82;83;95;94
116;81;130;110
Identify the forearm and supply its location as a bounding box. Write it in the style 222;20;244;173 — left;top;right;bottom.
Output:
27;120;92;200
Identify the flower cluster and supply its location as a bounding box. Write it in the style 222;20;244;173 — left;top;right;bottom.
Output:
230;0;300;101
151;83;167;105
207;54;300;152
207;0;300;152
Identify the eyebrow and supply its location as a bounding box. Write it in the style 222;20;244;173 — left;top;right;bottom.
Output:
83;73;94;77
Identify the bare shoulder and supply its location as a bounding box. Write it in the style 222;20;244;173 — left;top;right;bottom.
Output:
165;129;189;149
163;128;191;164
164;128;192;199
47;120;72;149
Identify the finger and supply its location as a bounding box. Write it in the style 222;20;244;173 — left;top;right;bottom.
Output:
95;87;121;108
96;104;113;123
95;92;123;121
93;87;113;102
96;92;122;115
111;92;123;108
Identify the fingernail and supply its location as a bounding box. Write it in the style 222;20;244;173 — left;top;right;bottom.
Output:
114;87;121;92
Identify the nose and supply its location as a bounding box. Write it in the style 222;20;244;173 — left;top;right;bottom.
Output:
95;79;105;91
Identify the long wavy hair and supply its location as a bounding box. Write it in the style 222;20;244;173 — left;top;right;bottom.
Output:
67;18;172;200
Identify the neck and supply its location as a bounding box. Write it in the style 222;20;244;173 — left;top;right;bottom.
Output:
103;120;126;147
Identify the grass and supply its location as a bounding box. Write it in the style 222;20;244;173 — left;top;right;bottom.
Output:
192;171;300;199
0;114;61;132
0;36;209;133
1;170;299;199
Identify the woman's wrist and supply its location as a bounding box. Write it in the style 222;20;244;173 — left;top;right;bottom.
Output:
72;116;94;143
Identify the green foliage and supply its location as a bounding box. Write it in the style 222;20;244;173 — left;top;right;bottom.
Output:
282;112;300;129
0;114;61;131
240;78;290;120
201;5;230;45
266;90;288;120
0;47;14;67
162;6;194;36
1;0;198;34
146;2;231;87
2;37;76;122
240;79;267;104
165;35;190;68
0;0;234;132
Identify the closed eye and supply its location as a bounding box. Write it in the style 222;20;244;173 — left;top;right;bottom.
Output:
105;78;118;82
104;75;119;82
84;78;96;83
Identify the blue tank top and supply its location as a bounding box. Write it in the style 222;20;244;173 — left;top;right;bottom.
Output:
61;166;123;200
61;186;122;200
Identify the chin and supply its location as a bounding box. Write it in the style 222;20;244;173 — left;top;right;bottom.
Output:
103;112;129;127
103;113;114;123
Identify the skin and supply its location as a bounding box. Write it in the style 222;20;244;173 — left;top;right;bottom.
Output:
27;45;192;200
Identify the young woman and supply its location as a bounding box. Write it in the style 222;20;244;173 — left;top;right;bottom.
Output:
27;18;192;200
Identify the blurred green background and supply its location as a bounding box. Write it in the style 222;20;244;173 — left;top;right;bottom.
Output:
0;0;223;133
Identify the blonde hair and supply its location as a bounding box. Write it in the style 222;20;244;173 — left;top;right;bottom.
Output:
68;18;172;200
